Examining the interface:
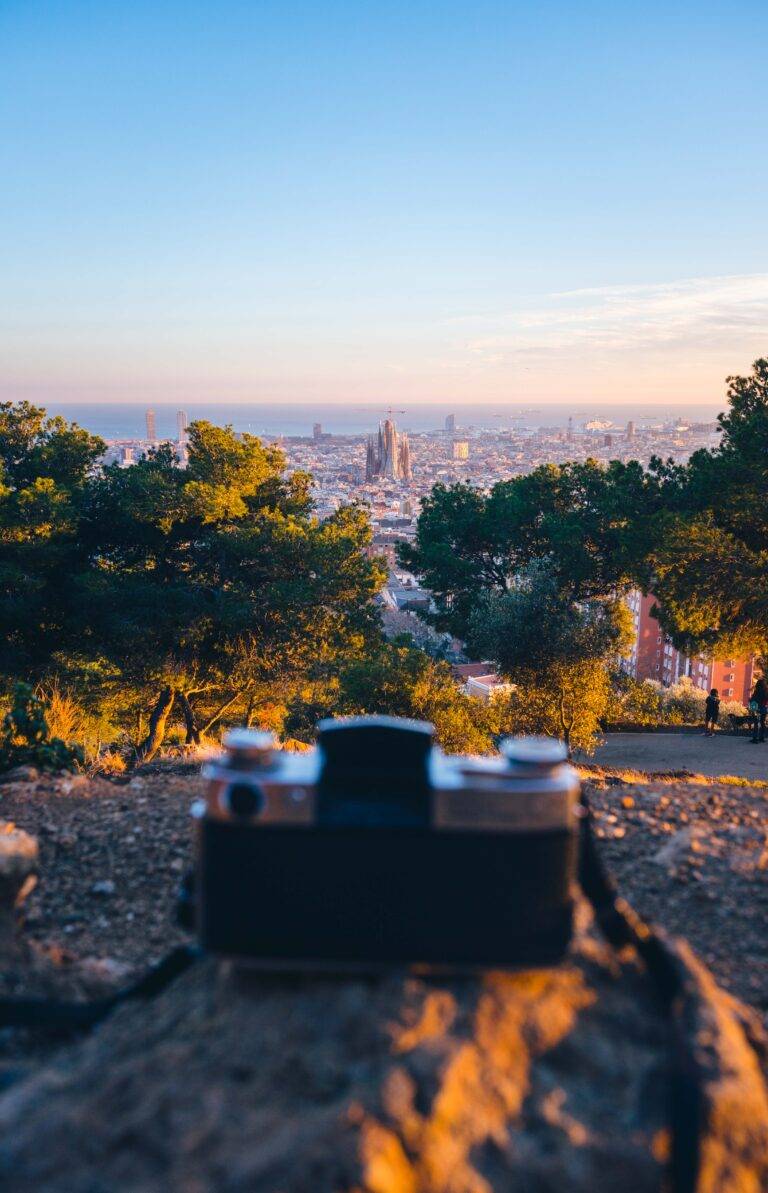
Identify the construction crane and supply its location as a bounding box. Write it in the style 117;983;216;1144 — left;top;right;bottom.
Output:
350;407;407;418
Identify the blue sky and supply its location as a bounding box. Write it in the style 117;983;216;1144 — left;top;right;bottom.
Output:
1;0;766;405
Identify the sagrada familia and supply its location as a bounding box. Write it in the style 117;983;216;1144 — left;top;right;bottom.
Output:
365;418;412;481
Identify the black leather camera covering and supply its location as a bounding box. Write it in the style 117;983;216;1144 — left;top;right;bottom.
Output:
197;820;575;966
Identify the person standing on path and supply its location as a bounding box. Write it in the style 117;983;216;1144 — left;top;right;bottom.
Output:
704;688;720;737
749;675;768;743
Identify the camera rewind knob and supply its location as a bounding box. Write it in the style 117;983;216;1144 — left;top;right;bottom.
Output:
223;729;276;770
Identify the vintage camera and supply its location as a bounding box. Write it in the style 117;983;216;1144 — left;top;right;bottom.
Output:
192;716;580;969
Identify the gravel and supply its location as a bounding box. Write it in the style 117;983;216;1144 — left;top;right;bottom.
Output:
0;764;201;1001
0;763;765;1026
587;779;768;1023
0;763;765;1189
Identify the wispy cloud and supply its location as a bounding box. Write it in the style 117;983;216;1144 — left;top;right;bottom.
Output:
461;274;768;363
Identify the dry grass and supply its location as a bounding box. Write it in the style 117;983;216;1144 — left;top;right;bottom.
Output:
37;681;121;764
41;685;84;743
578;762;768;789
88;750;127;776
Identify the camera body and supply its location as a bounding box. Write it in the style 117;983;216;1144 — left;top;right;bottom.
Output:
193;716;580;969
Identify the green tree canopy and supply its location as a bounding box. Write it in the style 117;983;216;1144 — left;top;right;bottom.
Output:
652;358;768;656
0;406;386;761
287;636;498;755
402;358;768;668
0;403;105;678
399;459;664;637
468;562;632;751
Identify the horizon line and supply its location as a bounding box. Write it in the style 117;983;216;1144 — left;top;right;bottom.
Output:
38;398;725;409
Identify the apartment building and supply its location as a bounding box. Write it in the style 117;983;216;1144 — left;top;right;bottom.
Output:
625;590;756;702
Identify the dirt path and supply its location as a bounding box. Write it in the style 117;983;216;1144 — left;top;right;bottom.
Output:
586;732;768;781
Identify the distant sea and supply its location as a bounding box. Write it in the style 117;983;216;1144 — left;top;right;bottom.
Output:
42;401;725;440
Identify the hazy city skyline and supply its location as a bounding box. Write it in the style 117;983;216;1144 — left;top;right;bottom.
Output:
2;2;766;407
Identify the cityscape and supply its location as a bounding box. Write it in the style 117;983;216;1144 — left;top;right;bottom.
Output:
96;403;728;699
101;405;720;529
100;404;719;563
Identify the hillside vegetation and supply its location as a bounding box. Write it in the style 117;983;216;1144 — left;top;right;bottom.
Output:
0;405;503;762
1;357;767;763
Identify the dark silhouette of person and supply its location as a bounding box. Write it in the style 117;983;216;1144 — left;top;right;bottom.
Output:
704;688;720;737
749;676;768;744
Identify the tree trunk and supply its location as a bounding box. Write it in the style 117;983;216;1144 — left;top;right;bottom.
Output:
199;692;242;738
558;692;572;756
137;687;175;763
177;692;201;746
245;693;256;728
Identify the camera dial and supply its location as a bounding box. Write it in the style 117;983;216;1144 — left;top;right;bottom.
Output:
223;729;276;770
501;736;569;772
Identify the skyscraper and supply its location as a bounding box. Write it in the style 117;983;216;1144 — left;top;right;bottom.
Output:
452;438;469;460
177;409;188;444
445;414;456;433
313;422;323;440
145;408;157;441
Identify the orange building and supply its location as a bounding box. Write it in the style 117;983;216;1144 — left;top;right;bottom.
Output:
627;591;666;682
625;591;756;702
708;657;757;705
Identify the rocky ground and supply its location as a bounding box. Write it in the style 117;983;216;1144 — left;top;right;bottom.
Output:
587;776;768;1023
0;764;199;1003
0;761;765;1190
0;761;765;1023
0;758;763;1188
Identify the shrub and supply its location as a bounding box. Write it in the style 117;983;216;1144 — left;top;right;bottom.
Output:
661;678;706;724
609;673;664;725
660;679;745;724
41;683;83;742
0;683;84;773
610;673;747;727
720;697;748;720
